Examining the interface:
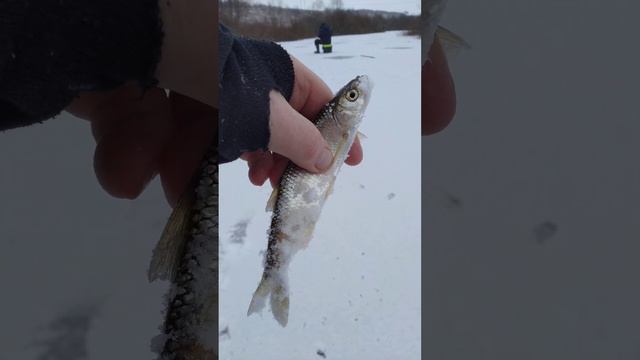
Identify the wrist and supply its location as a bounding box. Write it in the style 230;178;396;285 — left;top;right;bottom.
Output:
155;0;217;108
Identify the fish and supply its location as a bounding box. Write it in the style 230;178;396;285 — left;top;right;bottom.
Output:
148;146;219;360
247;75;374;327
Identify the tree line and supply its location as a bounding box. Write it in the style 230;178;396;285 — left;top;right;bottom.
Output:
220;0;420;42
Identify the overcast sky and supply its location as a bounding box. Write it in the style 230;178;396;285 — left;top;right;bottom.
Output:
249;0;420;15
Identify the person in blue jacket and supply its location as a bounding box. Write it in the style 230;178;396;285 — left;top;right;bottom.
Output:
314;22;333;53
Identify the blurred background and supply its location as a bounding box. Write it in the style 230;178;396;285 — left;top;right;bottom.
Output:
0;116;169;359
423;0;640;359
219;0;420;40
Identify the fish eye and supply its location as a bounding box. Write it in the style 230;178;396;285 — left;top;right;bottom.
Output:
346;89;359;101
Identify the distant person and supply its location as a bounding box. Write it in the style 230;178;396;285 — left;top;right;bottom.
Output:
314;22;333;53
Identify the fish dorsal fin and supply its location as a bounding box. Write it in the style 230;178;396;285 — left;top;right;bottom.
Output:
147;188;195;282
265;187;279;212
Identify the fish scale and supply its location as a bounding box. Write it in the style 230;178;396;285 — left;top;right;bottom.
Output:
149;147;219;360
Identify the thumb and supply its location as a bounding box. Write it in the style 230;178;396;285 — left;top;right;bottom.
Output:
268;91;333;173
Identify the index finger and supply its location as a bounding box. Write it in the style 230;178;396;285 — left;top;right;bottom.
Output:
287;56;333;120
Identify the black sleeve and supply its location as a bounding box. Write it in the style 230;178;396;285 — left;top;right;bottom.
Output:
0;0;163;131
218;23;295;164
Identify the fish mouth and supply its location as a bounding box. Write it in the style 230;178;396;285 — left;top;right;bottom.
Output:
355;75;374;93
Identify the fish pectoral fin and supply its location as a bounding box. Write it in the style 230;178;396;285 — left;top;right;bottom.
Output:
265;187;279;212
357;131;368;140
324;175;337;201
147;186;195;282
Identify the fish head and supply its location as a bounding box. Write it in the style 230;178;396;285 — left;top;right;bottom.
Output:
334;75;373;128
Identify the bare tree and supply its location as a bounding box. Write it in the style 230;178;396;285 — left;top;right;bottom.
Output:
331;0;344;9
311;0;325;10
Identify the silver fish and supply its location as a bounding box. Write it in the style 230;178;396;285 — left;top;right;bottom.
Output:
247;75;373;327
148;147;219;359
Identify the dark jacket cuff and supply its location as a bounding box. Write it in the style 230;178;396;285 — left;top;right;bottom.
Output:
0;0;163;131
218;24;295;163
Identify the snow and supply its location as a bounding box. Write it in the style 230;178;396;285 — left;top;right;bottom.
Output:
220;31;421;359
0;117;169;359
425;1;640;358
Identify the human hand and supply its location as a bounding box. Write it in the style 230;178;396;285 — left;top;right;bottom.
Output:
422;37;456;135
66;83;216;207
240;56;363;188
61;0;218;207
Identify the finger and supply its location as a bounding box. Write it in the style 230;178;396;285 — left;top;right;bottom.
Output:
268;153;290;188
266;134;363;187
422;37;457;135
288;56;333;119
241;150;273;186
158;93;217;207
268;91;333;173
92;87;172;199
66;82;145;123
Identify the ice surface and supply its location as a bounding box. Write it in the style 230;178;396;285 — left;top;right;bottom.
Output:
0;117;168;359
220;31;421;359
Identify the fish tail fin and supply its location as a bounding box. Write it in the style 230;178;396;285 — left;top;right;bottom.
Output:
247;275;271;316
247;273;290;327
270;279;290;327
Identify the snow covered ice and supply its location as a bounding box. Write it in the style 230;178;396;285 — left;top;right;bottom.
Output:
220;31;421;359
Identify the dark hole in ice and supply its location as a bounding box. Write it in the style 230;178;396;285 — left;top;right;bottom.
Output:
219;326;231;340
444;192;463;209
324;56;354;60
230;219;251;244
31;304;100;360
317;349;327;358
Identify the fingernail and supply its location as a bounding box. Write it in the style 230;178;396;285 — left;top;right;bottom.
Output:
315;148;333;171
